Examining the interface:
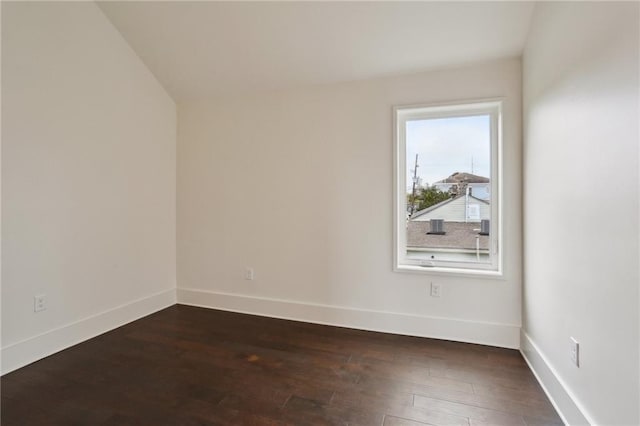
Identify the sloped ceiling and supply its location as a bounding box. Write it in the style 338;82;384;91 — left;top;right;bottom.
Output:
98;1;535;101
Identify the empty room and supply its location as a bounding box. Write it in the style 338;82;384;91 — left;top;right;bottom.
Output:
1;1;638;425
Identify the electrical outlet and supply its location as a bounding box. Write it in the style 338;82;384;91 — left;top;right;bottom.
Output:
34;294;46;312
570;337;579;367
430;282;441;297
245;267;255;280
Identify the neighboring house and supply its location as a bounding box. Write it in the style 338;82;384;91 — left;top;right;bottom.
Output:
432;172;491;200
411;193;489;222
407;194;490;261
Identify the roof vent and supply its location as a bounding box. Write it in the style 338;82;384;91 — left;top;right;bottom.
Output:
427;219;445;235
479;219;490;235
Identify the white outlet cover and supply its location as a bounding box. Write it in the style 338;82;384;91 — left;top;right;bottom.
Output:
34;294;46;312
570;337;579;367
245;267;254;280
430;283;441;297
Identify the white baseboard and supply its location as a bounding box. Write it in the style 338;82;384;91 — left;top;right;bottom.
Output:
177;288;520;349
520;330;593;426
1;288;177;375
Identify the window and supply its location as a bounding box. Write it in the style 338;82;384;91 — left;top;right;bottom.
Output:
394;100;502;274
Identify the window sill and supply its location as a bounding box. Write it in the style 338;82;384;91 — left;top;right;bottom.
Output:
394;264;505;280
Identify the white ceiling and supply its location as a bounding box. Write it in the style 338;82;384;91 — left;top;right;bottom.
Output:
97;1;535;101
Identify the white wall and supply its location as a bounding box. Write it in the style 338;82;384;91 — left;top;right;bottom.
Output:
522;2;639;425
177;59;522;348
2;2;177;373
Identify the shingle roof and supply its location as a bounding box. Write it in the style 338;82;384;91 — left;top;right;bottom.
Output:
407;221;489;250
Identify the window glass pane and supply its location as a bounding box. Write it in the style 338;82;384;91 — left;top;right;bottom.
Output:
405;114;491;264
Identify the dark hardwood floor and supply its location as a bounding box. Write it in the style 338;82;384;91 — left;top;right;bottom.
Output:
1;305;562;425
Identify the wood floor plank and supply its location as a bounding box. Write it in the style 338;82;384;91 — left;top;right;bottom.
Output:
383;415;436;426
1;305;562;426
471;382;551;403
412;383;558;420
329;388;414;417
413;394;527;426
382;404;470;426
284;395;385;425
345;357;475;393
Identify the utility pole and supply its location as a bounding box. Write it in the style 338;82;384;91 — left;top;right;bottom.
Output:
409;154;419;216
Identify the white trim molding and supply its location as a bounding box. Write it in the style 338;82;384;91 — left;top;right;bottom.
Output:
1;288;177;375
393;99;504;275
520;330;593;426
177;288;520;349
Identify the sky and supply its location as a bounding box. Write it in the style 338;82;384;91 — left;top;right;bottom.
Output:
406;114;491;191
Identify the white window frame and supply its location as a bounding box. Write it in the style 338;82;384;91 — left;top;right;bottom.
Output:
393;99;503;276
